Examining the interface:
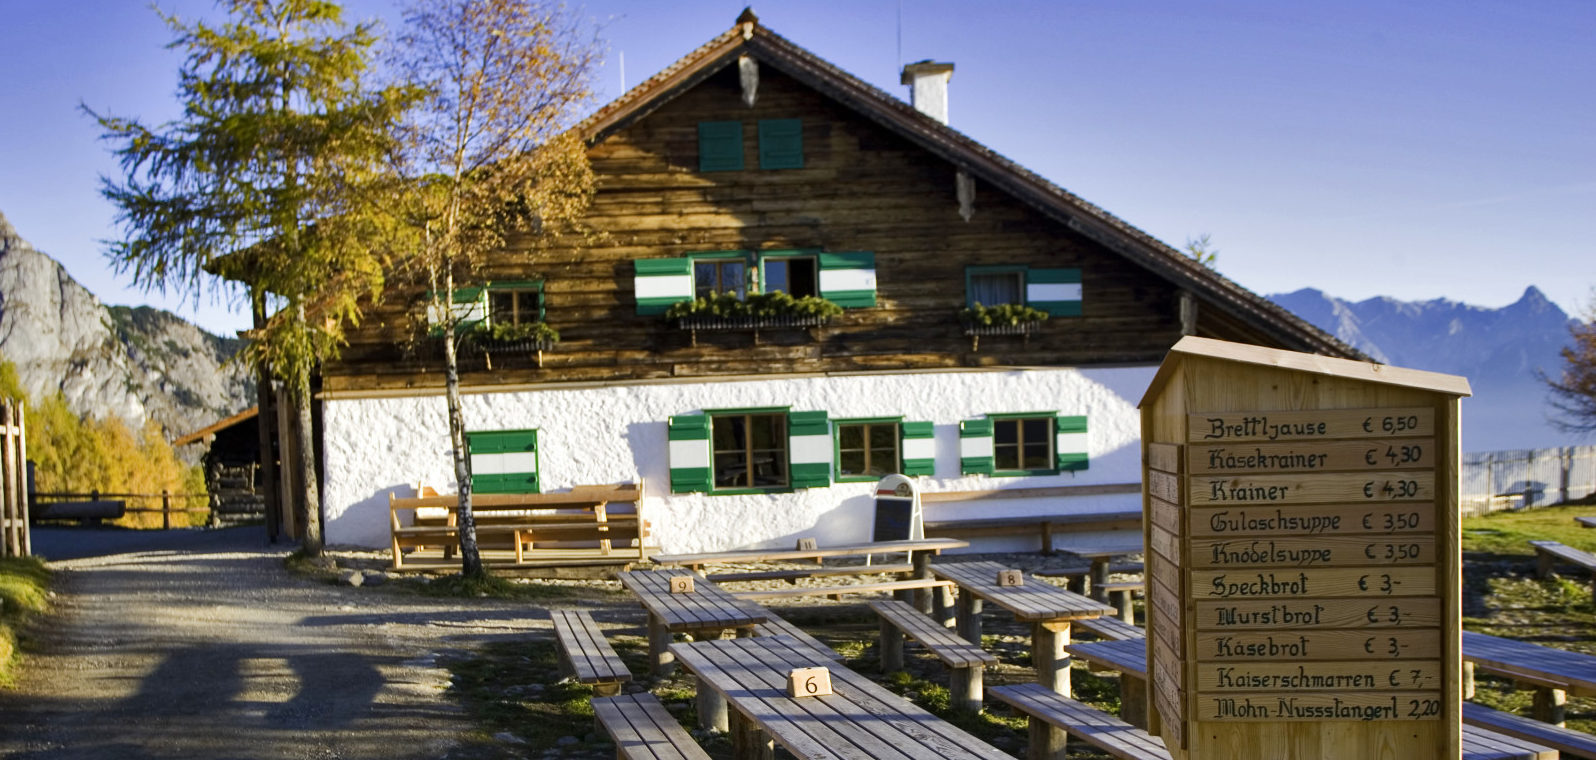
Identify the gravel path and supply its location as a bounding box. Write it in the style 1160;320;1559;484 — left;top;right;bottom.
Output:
0;527;542;760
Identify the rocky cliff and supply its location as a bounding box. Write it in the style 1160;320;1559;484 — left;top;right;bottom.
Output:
0;209;253;438
1270;286;1583;452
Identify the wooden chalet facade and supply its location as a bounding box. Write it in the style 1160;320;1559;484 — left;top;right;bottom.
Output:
316;12;1357;553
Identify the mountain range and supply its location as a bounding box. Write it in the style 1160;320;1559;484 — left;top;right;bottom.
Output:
0;207;1582;454
1268;287;1584;452
0;210;253;441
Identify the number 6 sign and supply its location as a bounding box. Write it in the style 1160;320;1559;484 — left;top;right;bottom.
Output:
787;666;833;698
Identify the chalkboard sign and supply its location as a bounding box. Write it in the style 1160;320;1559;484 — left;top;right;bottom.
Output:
872;474;922;542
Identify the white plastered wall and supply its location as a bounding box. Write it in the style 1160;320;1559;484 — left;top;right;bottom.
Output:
320;365;1156;552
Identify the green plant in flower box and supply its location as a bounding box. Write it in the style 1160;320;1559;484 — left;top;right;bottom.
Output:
958;302;1050;327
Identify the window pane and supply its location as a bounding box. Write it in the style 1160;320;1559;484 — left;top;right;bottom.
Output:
714;452;748;487
838;424;864;450
1023;443;1050;469
839;450;866;476
868;425;895;449
994;445;1020;471
788;258;817;298
970;272;1022;305
750;415;783;448
489;292;515;325
994;419;1018;445
1022;418;1050;442
723;261;746;299
695;262;719;299
765;259;789;295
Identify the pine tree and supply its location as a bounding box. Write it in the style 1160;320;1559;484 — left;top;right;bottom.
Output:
88;0;415;554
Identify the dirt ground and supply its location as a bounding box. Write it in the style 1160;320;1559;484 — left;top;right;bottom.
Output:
0;527;565;760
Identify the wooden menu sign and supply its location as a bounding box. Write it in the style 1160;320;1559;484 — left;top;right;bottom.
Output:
1140;337;1469;759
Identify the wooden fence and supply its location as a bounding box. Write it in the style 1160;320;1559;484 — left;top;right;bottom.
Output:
1;399;29;557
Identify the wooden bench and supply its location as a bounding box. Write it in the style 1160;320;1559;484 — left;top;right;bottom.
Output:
591;692;710;760
550;609;631;696
730;577;954;602
389;483;646;569
869;600;996;712
1577;516;1596;529
1098;580;1141;623
921;484;1142;554
1036;562;1144;594
1531;540;1596;596
752;613;841;660
708;562;913;584
1077;615;1145;642
1465;701;1596;759
989;682;1170;760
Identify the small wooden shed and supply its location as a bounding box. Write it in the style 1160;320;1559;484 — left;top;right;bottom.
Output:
1139;336;1471;759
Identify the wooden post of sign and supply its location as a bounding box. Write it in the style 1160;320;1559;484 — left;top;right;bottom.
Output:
1139;336;1470;760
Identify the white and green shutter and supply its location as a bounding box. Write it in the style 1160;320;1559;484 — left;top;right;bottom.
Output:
1027;268;1083;317
788;411;831;489
959;418;995;476
758;119;803;170
818;252;877;308
667;414;712;494
900;421;935;476
466;429;539;494
634;258;694;315
1056;415;1089;471
428;286;488;335
698;121;744;172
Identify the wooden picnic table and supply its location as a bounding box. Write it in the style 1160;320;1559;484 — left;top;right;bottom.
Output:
1048;536;1144;602
930;560;1114;696
617;569;768;675
655;538;969;618
669;634;1012;760
1576;516;1596;529
1464;630;1596;698
1066;636;1559;760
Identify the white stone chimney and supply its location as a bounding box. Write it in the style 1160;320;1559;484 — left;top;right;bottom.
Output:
900;60;955;124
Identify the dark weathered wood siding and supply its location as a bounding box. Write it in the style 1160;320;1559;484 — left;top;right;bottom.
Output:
325;65;1223;393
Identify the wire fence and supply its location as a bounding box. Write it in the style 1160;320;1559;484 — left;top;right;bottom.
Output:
1461;445;1596;516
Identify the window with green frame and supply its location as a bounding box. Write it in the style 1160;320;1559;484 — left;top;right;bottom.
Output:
711;411;789;490
692;253;748;300
834;419;901;481
993;415;1054;473
486;280;544;326
963;266;1083;316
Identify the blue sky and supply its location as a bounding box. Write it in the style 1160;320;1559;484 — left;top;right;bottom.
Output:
2;1;1592;336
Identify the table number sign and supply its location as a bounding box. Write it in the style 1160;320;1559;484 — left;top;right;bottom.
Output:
996;569;1025;587
1140;336;1469;760
669;576;695;594
787;666;833;698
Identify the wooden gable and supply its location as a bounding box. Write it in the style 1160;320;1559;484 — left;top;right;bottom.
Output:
322;19;1355;395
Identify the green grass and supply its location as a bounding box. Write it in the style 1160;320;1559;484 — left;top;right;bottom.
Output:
0;556;51;684
1463;504;1596;557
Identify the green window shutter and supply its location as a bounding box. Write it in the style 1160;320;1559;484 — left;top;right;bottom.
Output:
467;429;539;494
634;258;694;315
758;119;803;170
959;418;995;476
900;421;935;476
1056;415;1089;471
788;410;831;489
1027;268;1083;317
698;121;744;172
818;252;877;308
667;414;712;494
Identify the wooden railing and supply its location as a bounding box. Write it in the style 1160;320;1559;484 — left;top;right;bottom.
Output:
32;490;212;529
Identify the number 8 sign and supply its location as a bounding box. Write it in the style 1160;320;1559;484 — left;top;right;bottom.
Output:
787;666;833;698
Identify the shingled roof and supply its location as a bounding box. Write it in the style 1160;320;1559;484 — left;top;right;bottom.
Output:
577;10;1362;360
